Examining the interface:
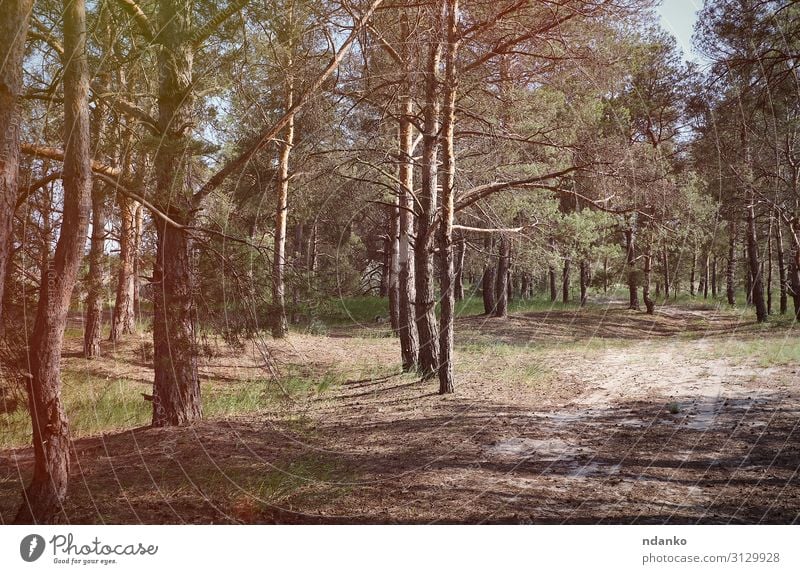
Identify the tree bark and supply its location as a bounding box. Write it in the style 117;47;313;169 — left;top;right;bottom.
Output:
789;220;800;320
397;70;419;371
493;235;510;318
767;214;773;315
643;253;655;314
83;92;109;358
625;224;639;310
271;72;294;338
83;180;106;358
562;257;570;303
414;16;442;378
0;0;32;331
776;212;787;314
711;255;717;298
15;0;91;523
454;234;465;301
689;249;696;296
150;0;201;426
746;196;767;322
727;219;737;305
110;193;137;341
580;260;589;306
437;0;458;394
482;237;496;314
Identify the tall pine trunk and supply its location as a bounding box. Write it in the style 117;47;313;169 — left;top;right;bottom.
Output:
625;224;639;310
643;253;655;314
0;0;32;330
83;180;106;358
562;258;570;303
437;0;458;394
482;237;496;314
493;236;509;318
15;0;91;523
727;219;737;305
776;212;787;314
580;260;589;306
272;75;294;338
151;0;201;426
414;19;442;378
789;220;800;319
746;196;767;322
396;40;419;371
454;235;465;301
110;193;137;341
711;256;717;298
767;215;773;315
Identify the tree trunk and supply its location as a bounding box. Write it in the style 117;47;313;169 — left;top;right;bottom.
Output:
789;220;800;320
437;0;458;394
414;21;442;378
271;74;294;338
110;194;137;341
0;0;32;331
150;0;201;427
482;238;496;314
15;0;90;524
711;256;717;298
562;257;570;303
662;248;670;300
767;214;773;315
291;222;303;324
776;212;787;314
643;253;655;314
689;249;696;296
702;252;710;299
493;235;510;318
549;265;557;302
454;235;465;301
132;202;143;322
386;213;399;330
746;197;767;322
83;180;105;358
397;66;419;371
83;92;109;359
580;260;589;306
625;225;639;310
727;219;737;305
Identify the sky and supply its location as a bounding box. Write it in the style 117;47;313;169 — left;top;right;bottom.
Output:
657;0;704;61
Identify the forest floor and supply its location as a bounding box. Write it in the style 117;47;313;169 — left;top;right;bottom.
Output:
1;298;799;524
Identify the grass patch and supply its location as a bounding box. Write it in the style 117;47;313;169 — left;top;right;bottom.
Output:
0;371;152;450
703;336;800;367
0;368;344;449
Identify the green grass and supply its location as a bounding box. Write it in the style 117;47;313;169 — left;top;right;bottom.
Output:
0;368;344;449
702;336;800;367
0;372;152;450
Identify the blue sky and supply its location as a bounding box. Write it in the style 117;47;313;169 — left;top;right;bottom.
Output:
657;0;703;61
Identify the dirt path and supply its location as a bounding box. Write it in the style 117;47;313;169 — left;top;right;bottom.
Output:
1;305;799;524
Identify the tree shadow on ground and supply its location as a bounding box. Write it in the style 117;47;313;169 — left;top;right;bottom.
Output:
1;384;797;524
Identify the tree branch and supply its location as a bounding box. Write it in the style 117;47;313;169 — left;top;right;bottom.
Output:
21;144;121;178
112;0;155;42
193;0;385;206
189;0;250;47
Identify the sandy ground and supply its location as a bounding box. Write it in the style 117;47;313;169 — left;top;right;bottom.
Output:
1;304;799;524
